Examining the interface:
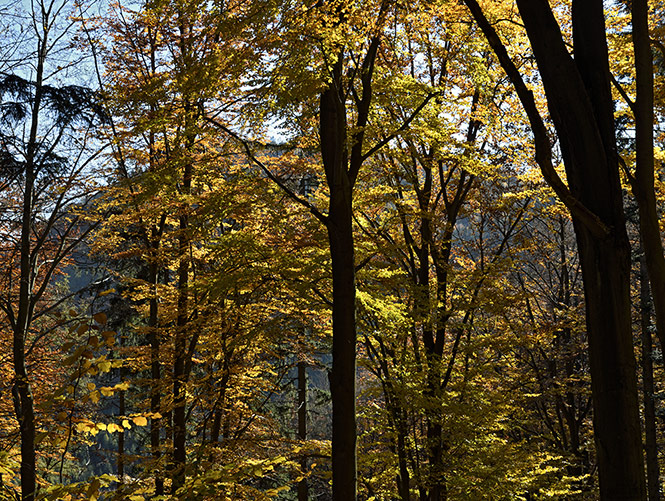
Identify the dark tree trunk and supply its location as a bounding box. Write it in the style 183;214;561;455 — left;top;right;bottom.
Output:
172;156;192;493
172;19;195;489
317;8;383;497
319;50;356;501
325;174;357;501
13;36;48;501
145;33;164;497
632;0;665;361
297;361;308;501
640;257;660;500
463;0;646;497
15;165;37;501
517;2;644;496
118;378;125;480
148;259;164;496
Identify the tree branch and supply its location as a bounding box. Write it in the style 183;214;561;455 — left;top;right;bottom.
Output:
202;113;329;225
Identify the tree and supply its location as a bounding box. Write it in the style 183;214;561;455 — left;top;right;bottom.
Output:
0;1;108;498
462;0;646;497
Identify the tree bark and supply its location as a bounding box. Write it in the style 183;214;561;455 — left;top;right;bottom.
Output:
517;3;644;496
320;50;357;501
172;158;192;493
324;146;358;500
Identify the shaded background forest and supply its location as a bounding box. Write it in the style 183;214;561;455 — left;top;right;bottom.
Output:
0;0;664;499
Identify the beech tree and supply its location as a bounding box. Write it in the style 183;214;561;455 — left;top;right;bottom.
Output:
462;0;646;497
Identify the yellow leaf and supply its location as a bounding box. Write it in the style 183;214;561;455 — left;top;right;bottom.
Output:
76;421;93;433
87;478;100;500
132;416;148;426
98;360;112;373
96;423;107;431
101;387;113;397
90;391;100;404
87;382;96;391
107;423;122;433
122;419;131;429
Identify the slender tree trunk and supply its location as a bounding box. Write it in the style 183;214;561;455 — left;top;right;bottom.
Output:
632;0;665;359
297;361;308;501
15;165;37;501
13;35;48;501
149;259;164;496
210;356;231;444
118;380;125;481
395;419;410;501
172;157;192;493
640;257;660;500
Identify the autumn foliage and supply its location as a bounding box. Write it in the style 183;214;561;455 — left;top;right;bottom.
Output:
0;0;664;500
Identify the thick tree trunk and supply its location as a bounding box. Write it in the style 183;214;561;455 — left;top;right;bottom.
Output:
327;192;357;501
515;1;645;497
463;0;646;497
320;52;357;501
573;224;643;499
640;257;660;500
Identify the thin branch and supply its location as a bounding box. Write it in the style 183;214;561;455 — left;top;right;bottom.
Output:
610;72;636;114
202;113;328;225
361;92;437;162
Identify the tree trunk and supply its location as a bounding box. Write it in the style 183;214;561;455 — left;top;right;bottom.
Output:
13;35;48;501
515;1;645;497
463;0;646;497
320;51;357;501
640;257;660;500
172;157;192;493
297;361;309;501
326;189;357;501
149;259;164;496
631;0;665;361
118;379;125;481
